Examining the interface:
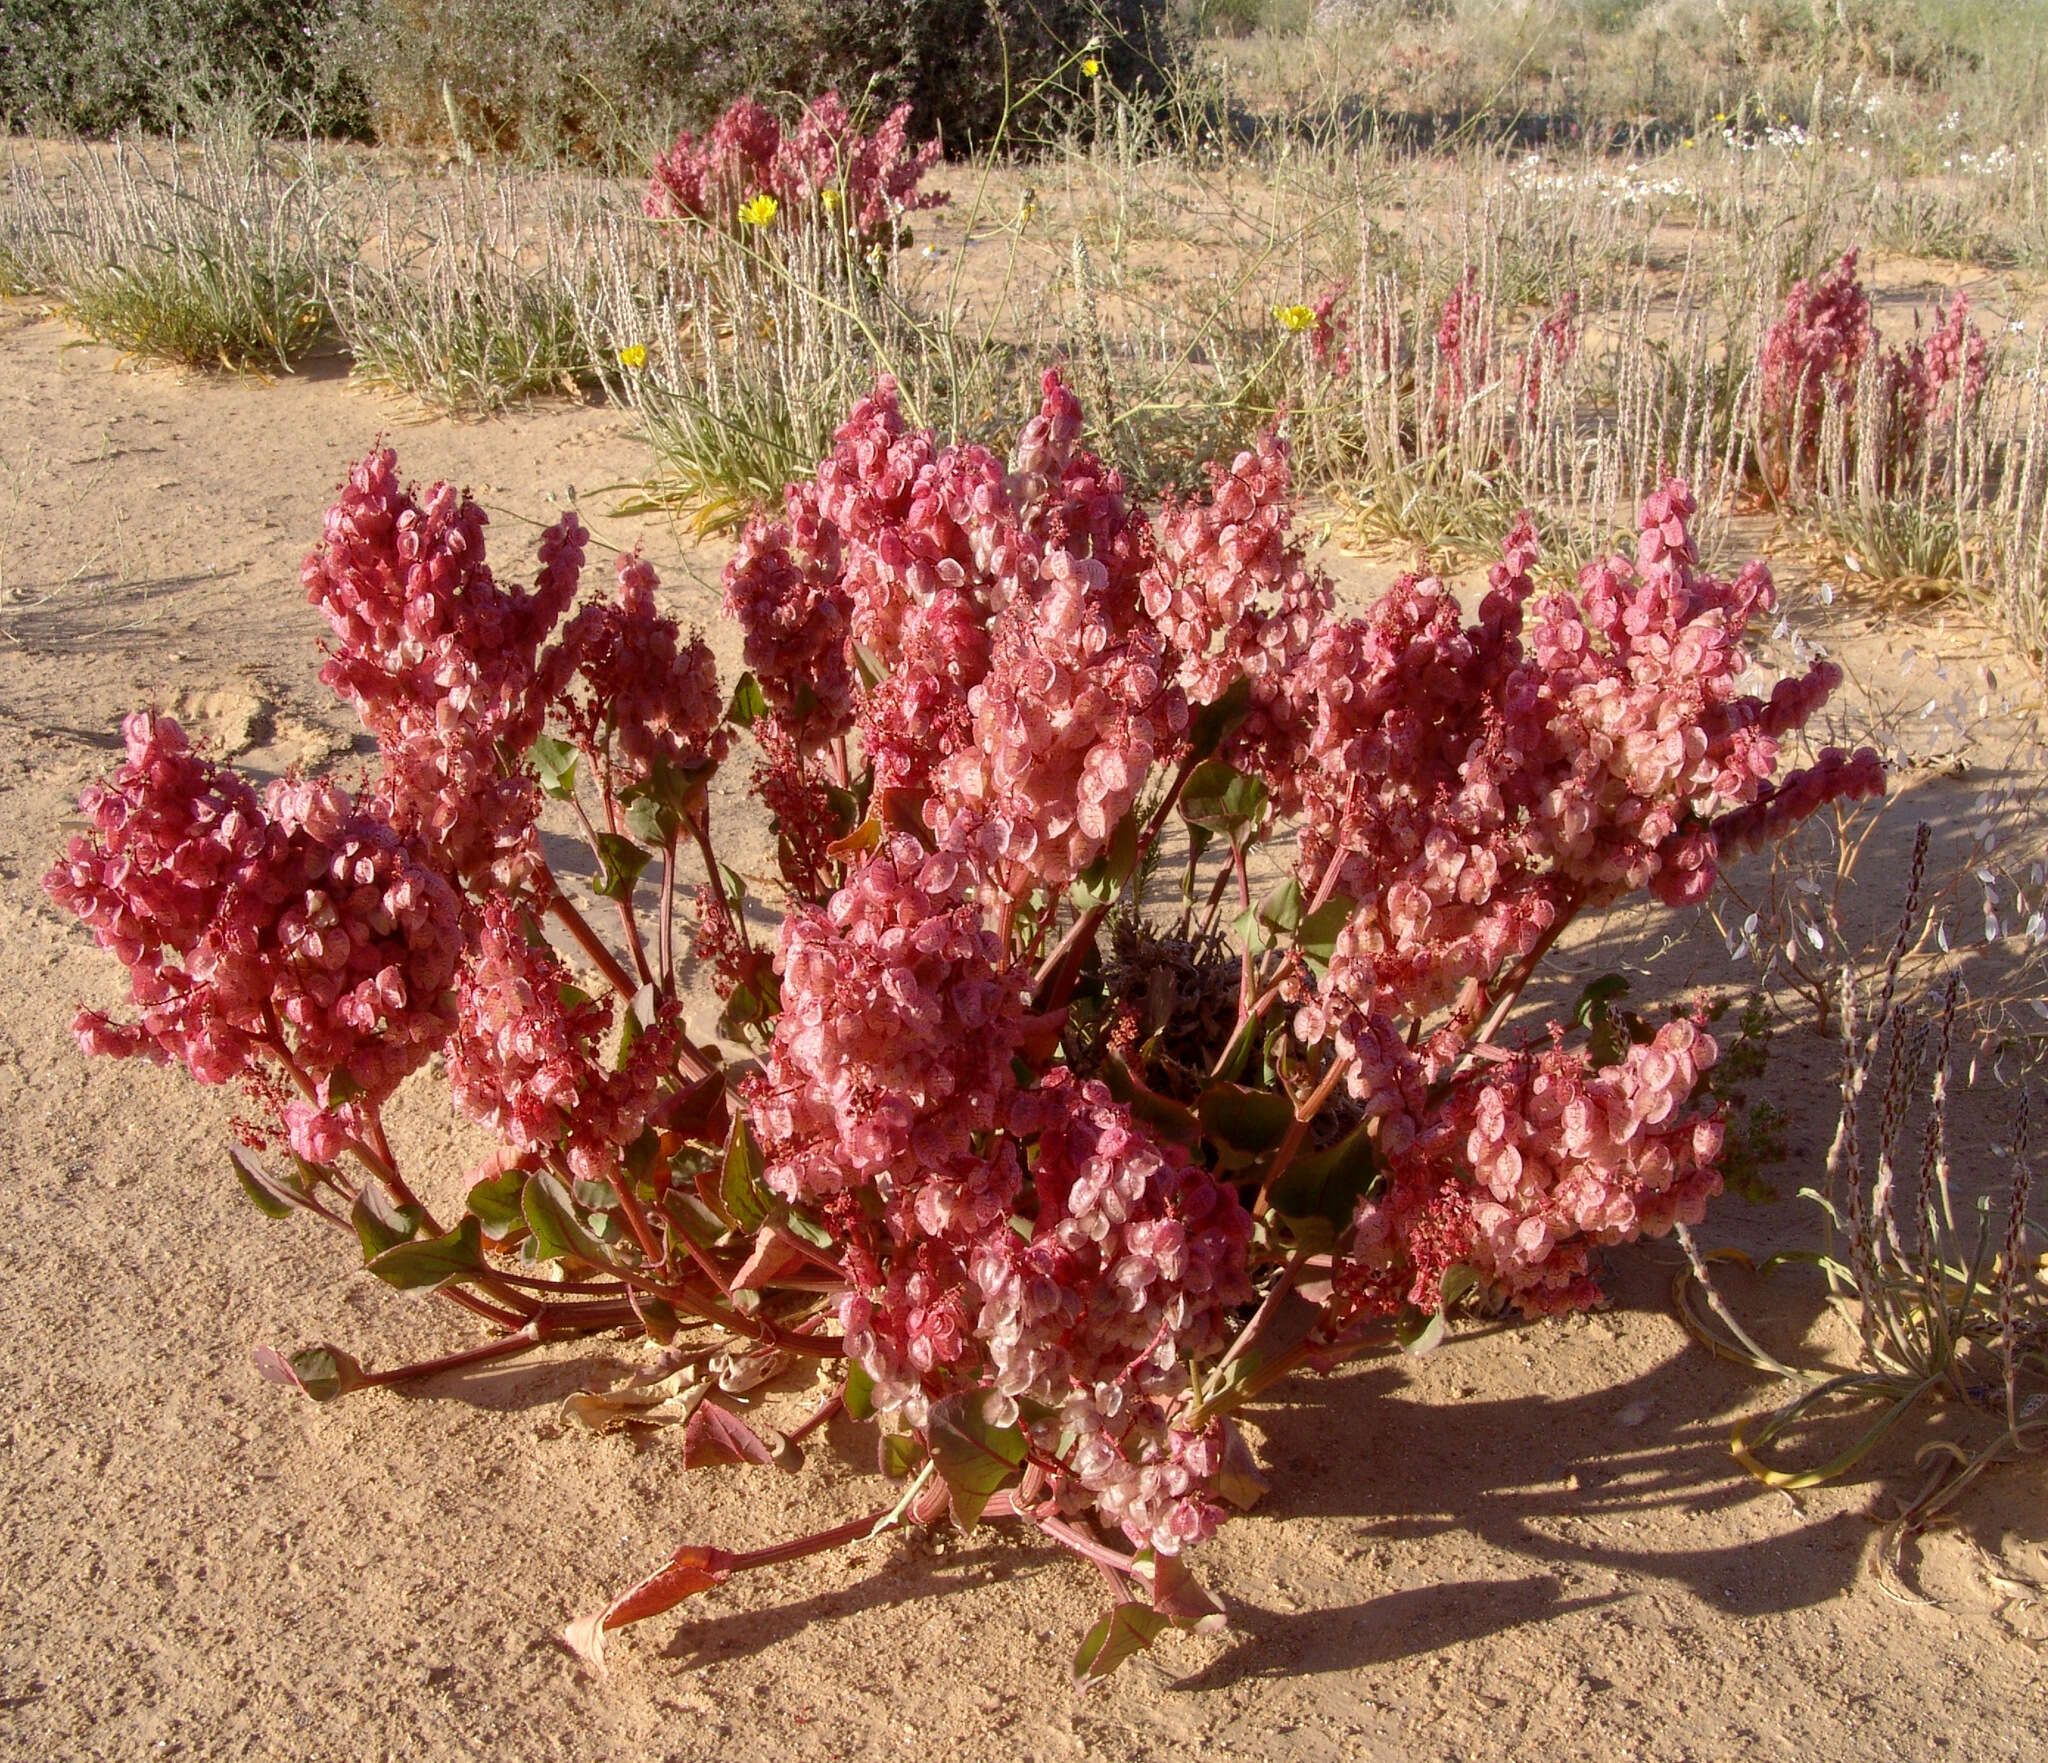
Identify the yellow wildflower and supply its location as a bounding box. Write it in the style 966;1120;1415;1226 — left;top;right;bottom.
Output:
821;187;843;210
1273;303;1315;333
1082;57;1101;78
738;194;779;228
617;343;647;369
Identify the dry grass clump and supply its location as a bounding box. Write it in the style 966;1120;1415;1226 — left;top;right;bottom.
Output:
2;128;340;370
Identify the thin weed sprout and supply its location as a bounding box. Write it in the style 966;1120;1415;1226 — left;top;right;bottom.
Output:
1679;832;2046;1534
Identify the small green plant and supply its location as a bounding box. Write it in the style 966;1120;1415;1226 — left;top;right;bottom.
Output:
14;129;340;372
333;174;610;412
1682;837;2047;1522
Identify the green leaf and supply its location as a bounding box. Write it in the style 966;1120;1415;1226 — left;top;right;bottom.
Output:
591;832;652;901
720;1116;772;1233
783;1209;833;1250
878;1429;923;1479
228;1146;302;1220
631;1293;680;1344
1259;878;1304;937
1071;809;1140;909
662;1189;729;1249
1185;675;1253;762
727;672;768;729
251;1343;368;1404
926;1391;1027;1529
1296;893;1357;968
573;1178;620;1213
520;1172;614;1266
1198;1083;1294;1157
1072;1602;1169;1686
365;1215;485;1292
1396;1264;1478;1356
1100;1054;1200;1145
1139;1549;1229;1633
1571;973;1632;1028
531;733;579;800
843;1362;877;1422
623;793;678;847
350;1185;424;1259
465;1167;529;1232
1266;1117;1379;1231
1181;759;1268;846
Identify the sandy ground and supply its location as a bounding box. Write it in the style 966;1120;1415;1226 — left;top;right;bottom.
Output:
1;305;2045;1763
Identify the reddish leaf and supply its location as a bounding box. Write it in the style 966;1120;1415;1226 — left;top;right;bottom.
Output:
251;1343;367;1403
1214;1418;1270;1512
1142;1550;1228;1634
731;1228;803;1292
562;1545;733;1677
1072;1601;1169;1686
926;1391;1027;1529
682;1398;776;1469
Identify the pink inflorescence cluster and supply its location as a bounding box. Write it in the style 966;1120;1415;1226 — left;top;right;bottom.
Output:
302;448;584;887
46;713;463;1166
447;899;678;1184
1758;251;1992;494
551;552;728;788
1758;250;1873;487
644;93;946;252
1341;1017;1725;1321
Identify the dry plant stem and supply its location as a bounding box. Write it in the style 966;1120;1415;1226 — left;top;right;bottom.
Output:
1472;898;1580;1049
1035;1513;1143;1578
545;890;637;997
727;1510;897;1575
358;1305;638;1390
571;791;657;988
785;1390;842;1444
658;835;678;992
1215;1244;1316;1381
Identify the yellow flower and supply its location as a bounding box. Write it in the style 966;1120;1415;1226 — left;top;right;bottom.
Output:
821;187;843;210
1273;303;1315;333
1082;56;1101;78
738;194;779;228
617;344;647;370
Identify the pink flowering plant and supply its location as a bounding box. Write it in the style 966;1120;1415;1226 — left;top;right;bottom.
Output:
1755;249;1989;499
644;92;947;258
48;371;1883;1681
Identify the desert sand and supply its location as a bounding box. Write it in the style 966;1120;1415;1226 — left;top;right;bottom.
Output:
1;303;2043;1763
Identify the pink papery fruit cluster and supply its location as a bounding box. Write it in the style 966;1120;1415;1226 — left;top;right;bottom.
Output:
725;373;1176;899
1865;290;1991;491
302;448;584;887
744;835;1038;1236
1758;250;1990;495
1297;482;1862;1051
1757;251;1872;490
1341;1018;1724;1320
45;713;463;1165
551;551;728;789
643;92;946;251
447;899;679;1185
1142;431;1330;810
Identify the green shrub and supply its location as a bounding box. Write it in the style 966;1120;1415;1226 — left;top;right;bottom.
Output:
0;0;367;137
331;0;1176;163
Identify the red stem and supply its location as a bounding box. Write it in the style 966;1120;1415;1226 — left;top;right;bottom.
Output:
1251;1052;1357;1218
